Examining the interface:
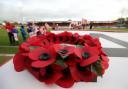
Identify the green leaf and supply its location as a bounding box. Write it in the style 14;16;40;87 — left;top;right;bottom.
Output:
55;56;67;68
91;59;103;77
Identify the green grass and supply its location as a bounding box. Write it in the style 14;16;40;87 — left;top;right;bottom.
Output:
0;29;23;46
92;27;128;31
0;46;18;54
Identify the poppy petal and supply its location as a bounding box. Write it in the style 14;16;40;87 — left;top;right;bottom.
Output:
29;47;46;60
40;68;46;76
13;52;26;72
56;75;74;88
89;47;100;56
80;56;99;67
42;72;62;84
31;58;55;68
74;48;82;59
69;65;82;81
19;42;30;52
26;63;40;80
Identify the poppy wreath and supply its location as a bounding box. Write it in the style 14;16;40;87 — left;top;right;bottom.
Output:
13;31;109;88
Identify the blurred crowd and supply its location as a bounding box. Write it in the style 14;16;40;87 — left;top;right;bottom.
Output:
0;19;93;46
1;22;51;45
69;19;93;30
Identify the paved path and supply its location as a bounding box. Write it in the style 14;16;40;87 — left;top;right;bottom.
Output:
90;33;128;57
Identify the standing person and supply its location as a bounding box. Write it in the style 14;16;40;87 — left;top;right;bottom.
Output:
45;23;51;32
11;26;19;45
20;25;27;41
69;20;72;30
32;23;39;36
36;29;41;36
81;18;87;30
55;24;59;30
39;26;47;35
69;21;75;30
89;21;93;30
4;22;15;45
52;23;56;30
27;24;34;37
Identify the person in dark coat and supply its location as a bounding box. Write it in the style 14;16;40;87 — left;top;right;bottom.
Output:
20;25;27;41
4;22;15;45
89;21;93;30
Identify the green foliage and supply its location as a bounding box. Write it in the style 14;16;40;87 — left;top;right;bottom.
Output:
116;17;128;28
91;59;103;77
55;55;67;68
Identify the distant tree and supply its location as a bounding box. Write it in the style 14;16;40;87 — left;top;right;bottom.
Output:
116;18;126;28
126;17;128;21
125;17;128;28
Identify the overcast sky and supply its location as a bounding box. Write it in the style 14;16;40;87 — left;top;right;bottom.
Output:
0;0;128;22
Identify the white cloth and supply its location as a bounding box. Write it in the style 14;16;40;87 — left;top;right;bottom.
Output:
29;32;34;37
0;57;128;89
13;33;18;41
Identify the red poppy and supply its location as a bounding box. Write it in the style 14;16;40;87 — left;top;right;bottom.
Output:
13;31;109;88
19;42;30;52
29;46;56;68
56;31;73;44
13;52;28;72
74;44;100;67
60;31;73;43
100;55;109;75
26;36;44;46
70;33;80;44
56;68;75;88
82;35;96;47
65;54;81;66
69;64;82;81
40;65;63;84
101;50;107;56
76;36;85;45
56;32;65;43
69;64;97;82
45;32;57;44
101;55;109;70
25;59;40;80
54;44;75;58
93;38;102;48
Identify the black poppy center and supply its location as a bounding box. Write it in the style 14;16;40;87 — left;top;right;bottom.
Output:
82;52;90;59
39;53;50;60
32;67;40;71
59;49;68;54
77;64;86;71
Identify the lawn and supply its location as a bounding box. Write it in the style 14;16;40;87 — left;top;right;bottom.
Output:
0;29;22;66
0;29;24;46
0;46;18;54
92;27;128;31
